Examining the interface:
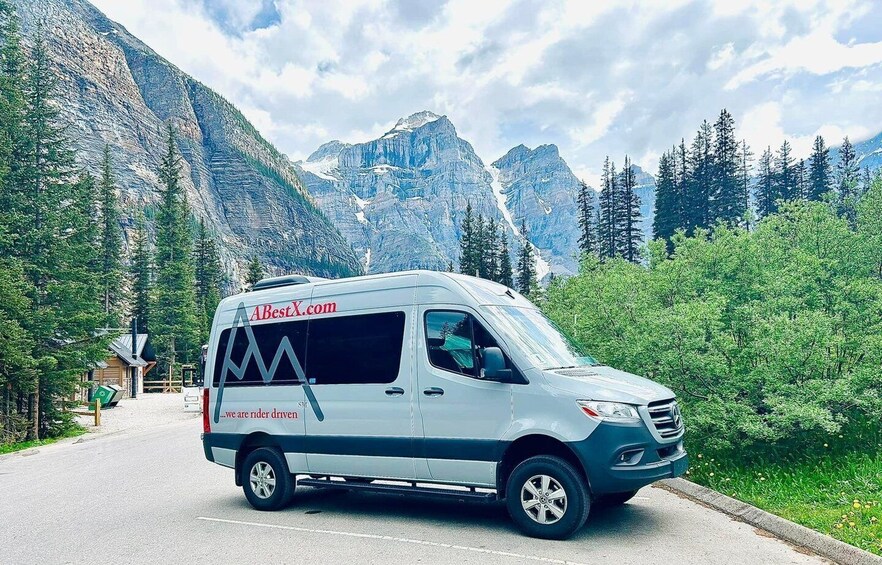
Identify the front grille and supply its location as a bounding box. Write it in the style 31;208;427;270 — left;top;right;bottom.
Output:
647;399;684;439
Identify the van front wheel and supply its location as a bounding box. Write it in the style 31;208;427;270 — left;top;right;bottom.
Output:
242;448;293;511
505;456;590;540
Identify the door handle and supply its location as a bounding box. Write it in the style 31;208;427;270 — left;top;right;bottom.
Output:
385;387;405;396
423;387;444;397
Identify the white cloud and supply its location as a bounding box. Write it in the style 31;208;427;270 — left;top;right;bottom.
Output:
90;0;882;179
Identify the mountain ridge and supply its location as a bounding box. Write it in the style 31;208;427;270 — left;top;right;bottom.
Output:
16;0;362;282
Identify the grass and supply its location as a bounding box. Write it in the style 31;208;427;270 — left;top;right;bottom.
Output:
0;425;87;455
687;449;882;556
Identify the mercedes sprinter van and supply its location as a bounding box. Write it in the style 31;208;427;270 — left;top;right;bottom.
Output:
201;270;688;539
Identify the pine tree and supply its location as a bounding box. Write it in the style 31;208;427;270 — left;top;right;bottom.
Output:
687;121;713;231
246;255;263;286
773;140;796;203
98;144;122;327
483;216;498;281
130;212;152;334
618;156;643;262
808;135;832;201
598;157;617;258
861;167;873;198
458;202;477;276
474;214;487;279
516;219;536;295
710;109;741;224
12;29;104;438
653;150;678;249
675;139;689;230
755;147;775;219
736;139;753;228
576;179;597;256
837;137;860;227
152;125;198;374
795;158;808;201
193;217;222;344
497;224;514;288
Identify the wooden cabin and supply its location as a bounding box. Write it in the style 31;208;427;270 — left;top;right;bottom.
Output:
78;334;156;402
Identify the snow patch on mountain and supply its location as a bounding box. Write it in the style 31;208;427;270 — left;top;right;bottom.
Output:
487;165;519;236
298;156;339;181
381;110;442;139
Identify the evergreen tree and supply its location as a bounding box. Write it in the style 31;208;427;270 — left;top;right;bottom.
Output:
755;147;775;219
837;137;860;227
652;150;678;249
130;212;152;334
483;216;498;281
736;139;753;228
773;140;796;203
245;255;263;286
576;179;597;256
474;214;486;278
710;109;741;224
152;125;198;374
686;121;713;231
675;139;689;230
598;158;617;258
193;217;222;344
11;29;104;438
861;167;873;198
795;158;808;201
516;219;536;295
98;144;122;327
617;156;643;262
807;135;832;201
458;202;477;276
497;224;514;288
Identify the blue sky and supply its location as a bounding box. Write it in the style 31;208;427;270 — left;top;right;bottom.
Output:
91;0;882;185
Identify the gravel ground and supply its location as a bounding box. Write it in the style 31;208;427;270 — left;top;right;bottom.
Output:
75;392;200;437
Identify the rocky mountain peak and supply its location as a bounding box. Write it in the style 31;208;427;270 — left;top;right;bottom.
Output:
307;140;350;163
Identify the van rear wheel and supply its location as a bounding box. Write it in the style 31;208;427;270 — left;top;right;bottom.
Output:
242;448;293;511
505;455;589;540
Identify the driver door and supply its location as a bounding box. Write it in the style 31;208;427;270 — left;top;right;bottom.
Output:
414;308;513;486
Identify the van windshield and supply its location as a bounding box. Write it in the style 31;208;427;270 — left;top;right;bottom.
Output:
482;306;599;370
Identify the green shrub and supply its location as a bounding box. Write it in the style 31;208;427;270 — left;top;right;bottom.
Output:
544;195;882;457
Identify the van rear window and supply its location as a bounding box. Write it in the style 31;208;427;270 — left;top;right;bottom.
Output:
213;311;406;387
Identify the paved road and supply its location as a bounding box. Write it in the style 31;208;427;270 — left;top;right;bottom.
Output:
0;416;826;565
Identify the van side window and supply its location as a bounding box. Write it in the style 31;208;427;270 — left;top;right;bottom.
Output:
425;310;508;378
305;311;406;385
212;320;308;387
425;311;475;376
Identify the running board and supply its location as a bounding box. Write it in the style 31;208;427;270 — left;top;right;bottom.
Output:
297;478;498;503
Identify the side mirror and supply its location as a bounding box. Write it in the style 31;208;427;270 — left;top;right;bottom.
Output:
480;347;512;381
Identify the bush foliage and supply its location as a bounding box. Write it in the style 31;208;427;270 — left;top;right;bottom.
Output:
544;186;882;455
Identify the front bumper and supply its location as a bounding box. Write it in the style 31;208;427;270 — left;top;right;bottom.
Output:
566;420;688;496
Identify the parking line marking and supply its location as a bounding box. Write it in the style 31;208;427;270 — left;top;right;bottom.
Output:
197;516;589;564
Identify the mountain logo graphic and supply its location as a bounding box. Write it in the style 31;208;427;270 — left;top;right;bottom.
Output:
213;302;325;423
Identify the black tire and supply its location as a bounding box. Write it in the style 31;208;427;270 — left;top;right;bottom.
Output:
505;455;590;540
241;447;294;511
597;489;638;507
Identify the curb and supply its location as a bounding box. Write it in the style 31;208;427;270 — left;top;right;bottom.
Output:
658;478;882;565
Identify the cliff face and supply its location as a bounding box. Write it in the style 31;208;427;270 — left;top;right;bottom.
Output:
492;144;581;275
296;112;506;274
15;0;362;281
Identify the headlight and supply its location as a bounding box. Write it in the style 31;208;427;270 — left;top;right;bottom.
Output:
577;400;640;422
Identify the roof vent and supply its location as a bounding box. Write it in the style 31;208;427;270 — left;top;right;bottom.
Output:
251;274;325;291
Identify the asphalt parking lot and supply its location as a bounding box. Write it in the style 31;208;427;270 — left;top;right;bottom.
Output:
0;397;826;565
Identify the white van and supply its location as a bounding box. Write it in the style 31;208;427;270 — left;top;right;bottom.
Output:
201;270;687;539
